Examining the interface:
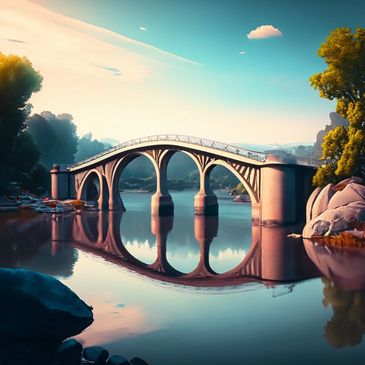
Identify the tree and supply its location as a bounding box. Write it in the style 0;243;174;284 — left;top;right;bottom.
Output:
75;133;110;162
0;53;43;192
27;112;78;169
311;28;365;186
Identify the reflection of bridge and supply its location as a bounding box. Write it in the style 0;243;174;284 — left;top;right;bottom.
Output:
52;212;319;287
51;135;315;225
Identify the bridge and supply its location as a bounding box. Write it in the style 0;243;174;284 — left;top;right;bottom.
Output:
50;134;316;226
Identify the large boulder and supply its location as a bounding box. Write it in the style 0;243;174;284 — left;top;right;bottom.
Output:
303;178;365;238
306;187;321;223
0;268;93;341
334;176;365;191
311;183;336;219
327;183;365;210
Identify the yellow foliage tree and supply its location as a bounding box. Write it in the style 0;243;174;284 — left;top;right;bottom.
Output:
310;28;365;186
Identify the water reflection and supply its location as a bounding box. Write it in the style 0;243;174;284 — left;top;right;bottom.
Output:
0;212;77;277
304;239;365;291
322;277;365;349
55;211;319;287
304;239;365;349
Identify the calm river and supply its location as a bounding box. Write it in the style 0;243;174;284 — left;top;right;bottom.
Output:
1;190;365;365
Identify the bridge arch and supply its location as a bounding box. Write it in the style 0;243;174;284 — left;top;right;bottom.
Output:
78;169;110;210
109;152;159;211
204;159;259;205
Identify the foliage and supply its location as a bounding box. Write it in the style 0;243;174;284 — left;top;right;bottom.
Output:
311;28;365;186
0;53;43;192
230;182;247;195
27;112;78;169
75;133;110;162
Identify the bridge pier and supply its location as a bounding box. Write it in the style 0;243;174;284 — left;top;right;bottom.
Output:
194;169;218;215
151;157;174;216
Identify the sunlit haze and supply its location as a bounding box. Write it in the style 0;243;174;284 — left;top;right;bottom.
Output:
1;0;362;144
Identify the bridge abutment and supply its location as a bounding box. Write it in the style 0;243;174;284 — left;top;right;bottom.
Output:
260;165;314;226
50;165;74;200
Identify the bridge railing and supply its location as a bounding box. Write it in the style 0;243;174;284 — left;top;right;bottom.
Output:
70;134;268;169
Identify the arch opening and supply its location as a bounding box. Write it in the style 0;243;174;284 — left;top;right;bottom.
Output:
205;163;253;274
80;171;101;205
113;153;157;211
163;150;200;212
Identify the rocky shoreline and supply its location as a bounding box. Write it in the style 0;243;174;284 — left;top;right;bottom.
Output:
303;177;365;244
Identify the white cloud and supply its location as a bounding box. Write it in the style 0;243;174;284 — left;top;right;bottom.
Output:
247;25;282;39
239;51;246;55
139;26;147;31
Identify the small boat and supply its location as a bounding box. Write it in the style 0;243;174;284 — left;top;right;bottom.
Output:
233;194;250;203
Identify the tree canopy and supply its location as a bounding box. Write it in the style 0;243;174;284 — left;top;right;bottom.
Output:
311;28;365;186
27;112;78;169
0;53;43;192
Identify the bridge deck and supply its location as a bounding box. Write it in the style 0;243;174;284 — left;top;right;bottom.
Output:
68;134;317;172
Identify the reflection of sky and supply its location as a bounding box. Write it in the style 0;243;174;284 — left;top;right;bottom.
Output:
2;194;365;363
60;249;359;365
120;191;252;273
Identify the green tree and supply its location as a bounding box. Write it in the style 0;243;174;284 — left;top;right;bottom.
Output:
75;133;110;162
0;53;43;192
311;28;365;186
27;112;79;169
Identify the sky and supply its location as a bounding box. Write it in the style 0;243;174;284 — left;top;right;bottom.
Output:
0;0;364;144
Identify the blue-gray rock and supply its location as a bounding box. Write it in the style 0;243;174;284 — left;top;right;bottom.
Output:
56;339;83;364
130;357;149;365
107;354;131;365
83;346;109;364
0;268;93;340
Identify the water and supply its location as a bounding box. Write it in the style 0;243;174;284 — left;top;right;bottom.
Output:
1;191;365;364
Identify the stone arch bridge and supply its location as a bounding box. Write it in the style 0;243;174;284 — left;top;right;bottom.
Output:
51;135;315;225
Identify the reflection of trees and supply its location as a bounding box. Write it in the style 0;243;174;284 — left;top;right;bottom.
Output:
0;213;77;277
322;277;365;348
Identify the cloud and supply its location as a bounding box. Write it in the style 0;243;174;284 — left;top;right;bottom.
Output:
247;25;282;39
139;26;147;31
239;51;246;55
96;65;122;76
4;38;26;43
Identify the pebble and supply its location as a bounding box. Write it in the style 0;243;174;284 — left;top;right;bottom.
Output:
107;354;131;365
130;357;149;365
57;339;83;364
83;346;109;364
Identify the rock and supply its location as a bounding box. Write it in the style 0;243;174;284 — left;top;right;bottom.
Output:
327;183;365;210
56;339;83;365
0;269;93;341
311;183;335;219
130;357;149;365
303;201;365;238
287;233;302;238
306;187;321;222
107;354;131;365
334;176;365;191
83;346;109;364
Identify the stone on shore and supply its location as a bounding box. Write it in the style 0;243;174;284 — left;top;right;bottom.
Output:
304;178;365;238
310;183;335;219
306;187;321;222
83;346;109;364
327;183;365;210
107;354;131;365
0;268;93;341
56;339;83;365
130;357;149;365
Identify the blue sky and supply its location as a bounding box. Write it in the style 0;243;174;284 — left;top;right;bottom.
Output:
2;0;364;143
